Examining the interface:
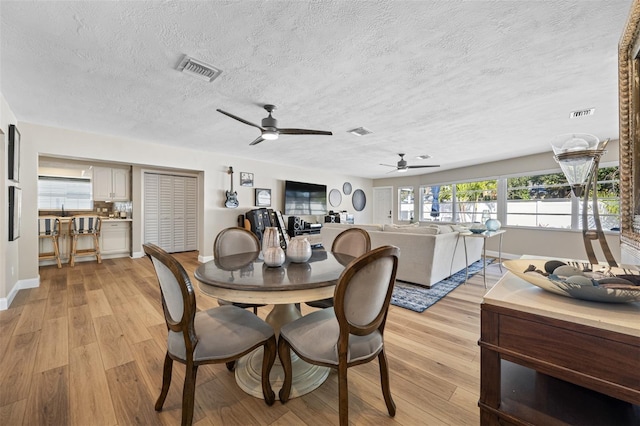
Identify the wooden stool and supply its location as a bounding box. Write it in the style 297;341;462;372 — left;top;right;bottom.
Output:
38;216;62;268
69;215;102;267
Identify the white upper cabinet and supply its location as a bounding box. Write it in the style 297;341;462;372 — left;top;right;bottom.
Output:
93;166;130;201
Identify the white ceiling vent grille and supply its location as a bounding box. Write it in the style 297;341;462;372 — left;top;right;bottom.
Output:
178;56;222;82
569;108;595;118
347;127;373;136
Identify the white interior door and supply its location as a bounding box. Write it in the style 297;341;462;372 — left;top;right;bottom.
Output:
373;186;393;225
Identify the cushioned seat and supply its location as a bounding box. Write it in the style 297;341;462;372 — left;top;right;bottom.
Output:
143;243;277;426
278;245;400;425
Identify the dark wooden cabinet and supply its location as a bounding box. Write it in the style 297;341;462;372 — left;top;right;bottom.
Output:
479;273;640;425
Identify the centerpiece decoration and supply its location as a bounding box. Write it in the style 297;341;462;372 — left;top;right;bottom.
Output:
286;236;312;263
262;227;285;267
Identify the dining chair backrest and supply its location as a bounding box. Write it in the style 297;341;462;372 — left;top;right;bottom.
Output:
214;227;261;258
38;215;60;236
70;215;101;234
334;245;399;336
143;243;196;348
331;228;371;259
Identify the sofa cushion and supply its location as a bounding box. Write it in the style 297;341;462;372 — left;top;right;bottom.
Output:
382;223;419;232
435;224;455;234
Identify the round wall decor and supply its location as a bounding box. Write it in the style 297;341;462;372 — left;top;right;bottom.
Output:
329;188;342;207
352;189;366;211
342;182;352;195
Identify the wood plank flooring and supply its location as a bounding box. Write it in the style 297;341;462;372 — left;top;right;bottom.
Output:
0;253;505;425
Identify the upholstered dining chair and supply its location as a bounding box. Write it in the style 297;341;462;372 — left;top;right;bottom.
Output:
306;227;371;309
69;215;102;267
38;215;62;268
278;245;400;426
214;227;267;314
143;243;277;426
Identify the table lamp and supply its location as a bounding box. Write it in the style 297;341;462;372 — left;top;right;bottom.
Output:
551;134;618;267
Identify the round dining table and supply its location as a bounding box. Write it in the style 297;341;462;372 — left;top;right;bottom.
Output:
194;249;353;400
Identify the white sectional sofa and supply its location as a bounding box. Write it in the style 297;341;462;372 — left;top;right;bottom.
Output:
321;223;483;288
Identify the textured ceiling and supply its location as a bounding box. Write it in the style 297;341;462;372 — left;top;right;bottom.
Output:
0;1;632;179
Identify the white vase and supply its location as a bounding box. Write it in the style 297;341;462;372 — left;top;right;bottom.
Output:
262;227;280;251
287;236;312;263
263;246;285;267
485;219;501;231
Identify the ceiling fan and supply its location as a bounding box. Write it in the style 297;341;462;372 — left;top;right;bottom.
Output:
380;153;440;173
216;104;333;146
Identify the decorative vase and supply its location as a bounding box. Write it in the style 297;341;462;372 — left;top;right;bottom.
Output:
286;236;312;263
481;210;491;224
262;227;280;251
263;246;285;267
485;218;501;231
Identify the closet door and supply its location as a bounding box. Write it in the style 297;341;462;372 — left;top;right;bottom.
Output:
144;172;198;253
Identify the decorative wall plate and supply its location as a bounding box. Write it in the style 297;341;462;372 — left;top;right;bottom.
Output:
342;182;352;195
329;188;342;207
352;189;366;211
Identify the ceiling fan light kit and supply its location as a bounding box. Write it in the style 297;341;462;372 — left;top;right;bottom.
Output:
217;104;332;145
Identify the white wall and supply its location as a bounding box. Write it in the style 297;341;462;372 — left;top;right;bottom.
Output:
373;142;622;262
3;120;372;306
1;93;22;309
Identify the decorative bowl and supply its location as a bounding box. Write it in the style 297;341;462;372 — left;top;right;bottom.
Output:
470;227;486;234
502;259;640;303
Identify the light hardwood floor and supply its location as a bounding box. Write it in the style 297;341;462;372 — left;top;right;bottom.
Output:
0;253;505;425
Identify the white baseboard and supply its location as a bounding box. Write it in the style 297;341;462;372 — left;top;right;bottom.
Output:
0;276;40;310
485;250;519;260
131;251;145;259
199;254;213;263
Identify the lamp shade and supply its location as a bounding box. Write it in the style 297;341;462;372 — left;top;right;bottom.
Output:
550;133;600;186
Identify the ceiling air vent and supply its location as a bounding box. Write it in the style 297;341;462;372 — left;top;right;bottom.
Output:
569;108;595;118
178;56;222;82
347;127;373;136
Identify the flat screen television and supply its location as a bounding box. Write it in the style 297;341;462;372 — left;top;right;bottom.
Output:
284;180;327;216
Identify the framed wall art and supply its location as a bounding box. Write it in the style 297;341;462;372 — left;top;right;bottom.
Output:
9;186;21;241
240;172;254;187
8;124;20;182
255;188;271;207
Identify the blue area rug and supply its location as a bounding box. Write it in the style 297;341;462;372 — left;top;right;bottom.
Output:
391;259;493;313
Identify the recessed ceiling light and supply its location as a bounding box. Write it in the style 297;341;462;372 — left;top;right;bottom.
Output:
416;154;431;160
347;127;373;136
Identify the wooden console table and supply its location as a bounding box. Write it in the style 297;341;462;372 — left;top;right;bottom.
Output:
479;271;640;425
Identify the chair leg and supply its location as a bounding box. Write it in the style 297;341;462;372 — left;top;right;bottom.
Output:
70;235;77;267
277;337;293;403
338;362;349;426
378;349;396;417
181;362;198;426
253;306;258;314
53;236;62;268
261;335;277;405
94;233;102;264
225;361;236;371
155;353;173;411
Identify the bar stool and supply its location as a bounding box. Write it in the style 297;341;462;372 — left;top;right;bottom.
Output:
69;215;102;267
38;215;62;268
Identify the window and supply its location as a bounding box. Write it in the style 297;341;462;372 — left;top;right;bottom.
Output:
455;180;497;223
38;176;93;210
506;172;573;228
398;187;414;221
419;185;453;222
505;166;619;230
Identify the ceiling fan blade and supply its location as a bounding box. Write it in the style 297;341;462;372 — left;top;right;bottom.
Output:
407;165;440;168
278;128;333;136
217;109;264;130
249;136;265;146
379;163;397;168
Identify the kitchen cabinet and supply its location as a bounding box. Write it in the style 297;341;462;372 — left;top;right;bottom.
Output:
94;166;130;201
100;220;131;255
